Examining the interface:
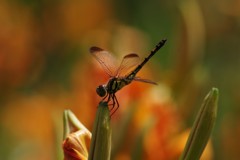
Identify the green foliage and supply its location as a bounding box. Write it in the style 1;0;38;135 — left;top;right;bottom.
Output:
88;102;112;160
180;88;219;160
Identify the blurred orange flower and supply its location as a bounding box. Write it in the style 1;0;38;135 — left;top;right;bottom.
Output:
0;1;37;89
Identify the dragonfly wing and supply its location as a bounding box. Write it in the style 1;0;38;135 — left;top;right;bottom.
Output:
133;77;158;85
116;53;141;77
90;46;118;76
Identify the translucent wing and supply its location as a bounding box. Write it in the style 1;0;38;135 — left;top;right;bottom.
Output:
133;77;158;85
90;46;118;77
115;53;141;77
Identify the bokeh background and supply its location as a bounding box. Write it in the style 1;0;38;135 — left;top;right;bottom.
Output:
0;0;240;159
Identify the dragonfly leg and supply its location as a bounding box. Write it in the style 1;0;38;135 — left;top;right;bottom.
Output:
109;94;115;111
107;93;112;103
102;93;109;101
110;94;119;116
101;93;119;116
102;93;115;112
101;93;112;106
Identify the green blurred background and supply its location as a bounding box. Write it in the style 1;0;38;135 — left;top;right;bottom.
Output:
0;0;240;159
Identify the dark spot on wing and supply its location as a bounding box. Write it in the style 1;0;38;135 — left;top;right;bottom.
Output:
123;53;139;59
90;46;104;53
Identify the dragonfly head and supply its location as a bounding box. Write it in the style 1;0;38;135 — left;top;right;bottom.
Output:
96;85;107;97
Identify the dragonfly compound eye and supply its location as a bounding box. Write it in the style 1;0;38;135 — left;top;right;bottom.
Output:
96;85;107;97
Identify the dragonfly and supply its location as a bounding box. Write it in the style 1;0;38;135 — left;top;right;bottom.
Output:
90;39;167;115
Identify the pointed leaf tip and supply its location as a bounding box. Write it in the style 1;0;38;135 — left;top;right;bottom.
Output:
180;88;219;160
211;87;219;98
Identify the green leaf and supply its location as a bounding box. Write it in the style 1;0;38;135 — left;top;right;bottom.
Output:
180;88;219;160
88;102;112;160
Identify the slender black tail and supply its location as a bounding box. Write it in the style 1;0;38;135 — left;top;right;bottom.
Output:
129;39;167;76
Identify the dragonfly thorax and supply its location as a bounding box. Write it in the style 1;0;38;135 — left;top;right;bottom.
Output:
96;77;129;97
107;77;129;94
